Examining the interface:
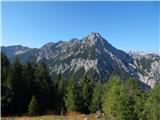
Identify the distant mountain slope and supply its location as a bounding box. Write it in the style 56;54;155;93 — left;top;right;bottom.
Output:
129;52;160;87
1;45;30;59
2;32;160;88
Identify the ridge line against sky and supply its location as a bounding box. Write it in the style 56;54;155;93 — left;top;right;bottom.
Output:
1;1;160;53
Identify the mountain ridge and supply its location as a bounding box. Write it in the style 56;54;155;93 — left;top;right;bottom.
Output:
1;32;160;88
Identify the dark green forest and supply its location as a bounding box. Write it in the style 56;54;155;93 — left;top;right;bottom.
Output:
1;52;160;120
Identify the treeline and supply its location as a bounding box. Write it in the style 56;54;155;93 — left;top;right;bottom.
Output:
1;52;160;119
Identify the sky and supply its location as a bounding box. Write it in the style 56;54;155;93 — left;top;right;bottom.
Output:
1;1;160;53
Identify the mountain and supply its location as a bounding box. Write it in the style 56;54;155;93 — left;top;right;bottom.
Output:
1;32;160;88
1;45;30;59
129;51;160;88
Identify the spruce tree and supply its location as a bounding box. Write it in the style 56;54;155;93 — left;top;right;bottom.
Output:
23;62;36;112
54;74;66;113
7;56;25;114
64;78;77;112
103;76;144;120
90;81;103;113
102;75;122;119
144;84;160;120
34;62;52;113
28;95;39;116
119;77;143;120
1;52;9;84
78;76;94;113
1;53;11;115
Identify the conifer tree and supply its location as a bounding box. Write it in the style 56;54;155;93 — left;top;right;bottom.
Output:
78;76;94;113
7;56;25;114
144;84;160;120
28;95;39;116
102;75;122;119
118;77;143;120
1;53;11;115
64;78;77;112
103;76;144;120
90;81;103;113
34;62;52;113
23;62;36;112
55;74;66;112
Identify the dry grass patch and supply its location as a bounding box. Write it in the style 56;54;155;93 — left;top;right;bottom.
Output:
1;113;103;120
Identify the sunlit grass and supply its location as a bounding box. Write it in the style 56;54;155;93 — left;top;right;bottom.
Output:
1;113;103;120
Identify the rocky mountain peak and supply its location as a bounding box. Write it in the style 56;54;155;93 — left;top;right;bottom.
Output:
83;32;104;46
88;32;102;39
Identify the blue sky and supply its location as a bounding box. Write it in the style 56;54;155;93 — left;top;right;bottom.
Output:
2;1;160;53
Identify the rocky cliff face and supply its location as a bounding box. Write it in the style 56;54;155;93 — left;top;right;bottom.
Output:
129;52;160;88
1;32;160;88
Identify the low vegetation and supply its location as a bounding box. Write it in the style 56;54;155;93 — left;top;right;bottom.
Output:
1;52;160;120
1;113;103;120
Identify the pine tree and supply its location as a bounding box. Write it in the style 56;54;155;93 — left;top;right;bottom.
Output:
34;62;50;84
123;77;143;120
24;62;36;89
90;81;103;113
117;78;141;120
103;76;144;120
23;62;36;112
78;76;94;113
6;56;25;114
64;78;77;112
1;52;9;84
134;92;146;120
28;95;39;116
34;62;52;113
54;74;66;112
102;75;122;119
1;53;11;115
144;84;160;120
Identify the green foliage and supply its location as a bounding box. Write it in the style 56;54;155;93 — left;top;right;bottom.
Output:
1;52;160;119
102;75;122;119
1;52;9;83
34;62;53;113
34;62;50;83
64;77;77;112
86;68;100;80
6;56;26;114
23;62;36;95
90;81;103;112
28;95;39;116
77;76;95;113
24;62;35;86
134;93;146;120
103;76;145;120
117;78;143;120
1;53;54;115
143;84;160;120
1;53;12;115
54;74;66;112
